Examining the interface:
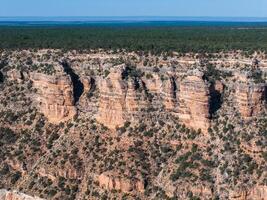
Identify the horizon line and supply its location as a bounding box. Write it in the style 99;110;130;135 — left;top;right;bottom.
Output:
1;16;267;22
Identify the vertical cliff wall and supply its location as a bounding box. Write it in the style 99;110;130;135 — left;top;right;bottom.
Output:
235;74;266;118
178;70;211;132
31;73;77;123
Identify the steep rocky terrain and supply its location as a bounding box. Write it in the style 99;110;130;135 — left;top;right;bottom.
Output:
0;50;266;200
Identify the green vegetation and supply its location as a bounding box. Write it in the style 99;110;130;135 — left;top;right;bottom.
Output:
0;27;267;53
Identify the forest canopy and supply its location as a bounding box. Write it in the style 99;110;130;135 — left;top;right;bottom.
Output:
0;27;267;53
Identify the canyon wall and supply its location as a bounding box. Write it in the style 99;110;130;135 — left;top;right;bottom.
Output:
26;65;266;131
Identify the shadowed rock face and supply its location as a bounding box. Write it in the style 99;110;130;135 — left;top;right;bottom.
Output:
210;80;224;116
0;71;3;83
178;71;211;133
62;61;84;104
31;73;77;123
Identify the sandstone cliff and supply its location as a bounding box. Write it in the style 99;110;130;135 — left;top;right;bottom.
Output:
31;73;77;123
96;65;147;129
235;73;266;118
178;70;211;132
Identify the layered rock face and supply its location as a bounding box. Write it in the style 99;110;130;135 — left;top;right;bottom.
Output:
31;73;77;123
97;67;127;129
0;190;44;200
230;185;267;200
97;66;146;129
98;172;145;193
178;70;211;132
235;76;266;118
161;77;177;110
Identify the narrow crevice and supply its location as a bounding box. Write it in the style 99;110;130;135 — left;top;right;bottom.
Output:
61;61;84;104
0;71;4;83
209;84;223;117
171;77;177;99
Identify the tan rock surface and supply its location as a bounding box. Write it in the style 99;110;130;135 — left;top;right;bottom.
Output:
178;70;211;132
31;73;77;123
235;78;265;118
97;65;147;129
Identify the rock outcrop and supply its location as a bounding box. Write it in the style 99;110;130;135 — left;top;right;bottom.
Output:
6;69;28;83
235;73;266;118
178;70;211;132
31;73;77;123
98;172;145;193
0;190;44;200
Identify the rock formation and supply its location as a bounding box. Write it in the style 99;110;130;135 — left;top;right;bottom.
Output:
97;65;147;129
6;69;28;83
178;70;211;132
80;76;93;93
31;73;77;123
98;172;145;193
235;73;266;118
0;190;44;200
97;66;127;129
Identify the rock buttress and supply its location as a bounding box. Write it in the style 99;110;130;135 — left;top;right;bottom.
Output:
235;78;266;118
96;65;147;129
31;73;77;123
178;71;211;133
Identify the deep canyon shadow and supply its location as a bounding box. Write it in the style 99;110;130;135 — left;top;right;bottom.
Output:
210;84;223;116
61;61;84;103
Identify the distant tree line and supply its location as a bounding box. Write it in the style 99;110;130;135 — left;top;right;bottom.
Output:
0;27;266;53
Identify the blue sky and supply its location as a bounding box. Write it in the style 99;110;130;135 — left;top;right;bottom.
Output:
0;0;267;17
